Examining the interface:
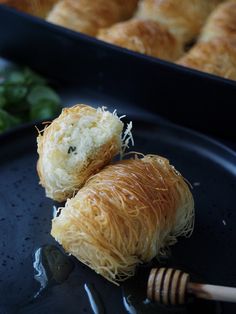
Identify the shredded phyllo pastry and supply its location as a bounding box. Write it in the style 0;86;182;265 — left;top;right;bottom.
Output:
51;155;194;284
37;104;133;202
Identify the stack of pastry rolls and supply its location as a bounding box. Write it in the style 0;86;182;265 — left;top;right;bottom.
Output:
97;0;222;60
3;0;222;61
177;1;236;80
5;0;236;78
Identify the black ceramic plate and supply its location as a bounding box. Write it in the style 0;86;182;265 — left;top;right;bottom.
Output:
0;118;236;314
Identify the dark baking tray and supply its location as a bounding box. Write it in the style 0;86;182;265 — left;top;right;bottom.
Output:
0;5;236;140
0;117;236;314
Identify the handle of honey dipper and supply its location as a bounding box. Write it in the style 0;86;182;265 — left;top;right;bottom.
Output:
188;282;236;303
147;268;236;305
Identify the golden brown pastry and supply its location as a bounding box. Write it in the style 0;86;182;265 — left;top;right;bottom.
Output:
200;0;236;42
47;0;138;36
113;0;139;20
177;38;236;80
98;19;183;61
2;0;58;18
37;104;128;202
135;0;223;44
51;155;194;284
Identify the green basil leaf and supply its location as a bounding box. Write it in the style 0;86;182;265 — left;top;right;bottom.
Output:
0;66;61;132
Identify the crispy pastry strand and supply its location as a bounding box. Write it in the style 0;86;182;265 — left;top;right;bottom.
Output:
51;155;194;284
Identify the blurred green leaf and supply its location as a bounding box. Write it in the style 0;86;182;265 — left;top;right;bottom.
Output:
0;66;61;133
30;99;61;120
4;85;28;105
0;109;20;133
23;68;46;86
0;96;6;108
27;85;60;106
6;71;26;84
0;86;5;95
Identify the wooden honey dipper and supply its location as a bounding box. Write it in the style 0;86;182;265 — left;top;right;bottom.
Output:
147;268;236;305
